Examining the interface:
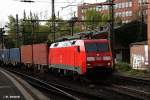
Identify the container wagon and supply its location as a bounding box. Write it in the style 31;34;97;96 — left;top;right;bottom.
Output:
20;45;33;68
20;44;49;72
9;48;20;66
2;49;10;64
33;43;49;72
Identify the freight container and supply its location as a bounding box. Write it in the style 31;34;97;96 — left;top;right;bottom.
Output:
0;49;3;61
33;43;48;65
2;49;10;63
10;48;20;64
21;45;33;64
130;41;149;70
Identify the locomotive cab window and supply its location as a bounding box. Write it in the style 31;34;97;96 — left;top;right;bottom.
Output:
85;43;109;52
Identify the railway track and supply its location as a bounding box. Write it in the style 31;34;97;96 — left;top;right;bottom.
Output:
113;74;150;85
2;68;108;100
100;82;150;100
91;74;150;100
2;67;147;100
2;65;150;100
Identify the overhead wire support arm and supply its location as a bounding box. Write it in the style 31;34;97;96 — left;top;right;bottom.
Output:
20;0;35;3
23;19;112;22
82;2;115;9
108;0;115;68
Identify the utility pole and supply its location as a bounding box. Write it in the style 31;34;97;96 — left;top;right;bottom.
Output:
0;28;5;61
52;0;56;42
57;11;59;19
109;0;115;67
70;14;77;36
147;0;150;67
71;22;74;36
0;28;4;48
16;14;19;47
139;0;144;41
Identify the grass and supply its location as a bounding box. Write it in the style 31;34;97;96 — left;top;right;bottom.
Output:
115;62;132;72
115;62;150;77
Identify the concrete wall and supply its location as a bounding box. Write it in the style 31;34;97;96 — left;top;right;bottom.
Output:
130;44;148;70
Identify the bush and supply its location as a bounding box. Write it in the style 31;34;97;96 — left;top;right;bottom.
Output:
127;69;147;76
115;62;132;72
115;62;149;77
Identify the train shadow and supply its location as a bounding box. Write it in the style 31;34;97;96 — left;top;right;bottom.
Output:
85;68;114;81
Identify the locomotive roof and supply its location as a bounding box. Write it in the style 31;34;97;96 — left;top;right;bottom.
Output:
50;39;108;48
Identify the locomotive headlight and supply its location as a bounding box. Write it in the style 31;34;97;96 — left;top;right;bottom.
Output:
87;57;95;61
103;56;111;60
108;62;111;66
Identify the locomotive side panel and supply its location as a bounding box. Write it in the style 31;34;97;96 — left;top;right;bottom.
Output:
49;46;83;74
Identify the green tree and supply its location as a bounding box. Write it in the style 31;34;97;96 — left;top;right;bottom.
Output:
7;12;81;46
46;17;71;38
115;16;122;26
84;9;102;30
7;12;49;46
7;15;17;47
7;15;16;34
101;14;110;26
20;11;48;44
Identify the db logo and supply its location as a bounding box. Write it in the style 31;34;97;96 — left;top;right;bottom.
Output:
96;54;100;56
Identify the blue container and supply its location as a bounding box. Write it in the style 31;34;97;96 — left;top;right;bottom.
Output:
2;49;10;62
0;49;4;61
0;49;3;61
10;48;20;63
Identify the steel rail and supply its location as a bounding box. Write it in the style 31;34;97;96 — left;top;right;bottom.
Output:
5;69;80;100
113;74;150;85
4;68;107;100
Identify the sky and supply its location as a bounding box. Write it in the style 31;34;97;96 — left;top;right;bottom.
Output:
0;0;106;27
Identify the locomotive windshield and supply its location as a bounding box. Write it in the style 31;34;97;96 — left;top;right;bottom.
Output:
85;43;109;52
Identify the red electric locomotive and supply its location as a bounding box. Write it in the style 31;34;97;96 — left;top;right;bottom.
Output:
49;39;113;75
